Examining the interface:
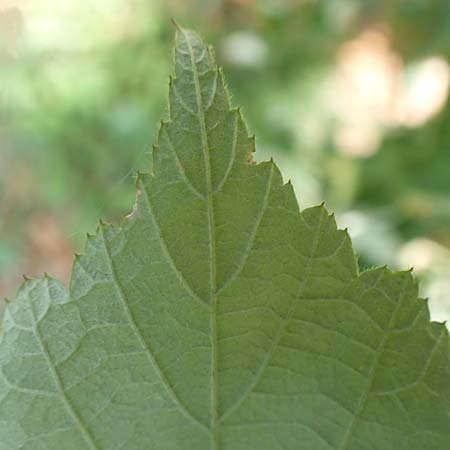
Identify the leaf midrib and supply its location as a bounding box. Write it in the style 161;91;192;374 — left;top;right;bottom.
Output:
179;27;220;450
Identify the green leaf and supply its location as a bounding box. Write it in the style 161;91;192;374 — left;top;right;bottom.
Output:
1;25;449;450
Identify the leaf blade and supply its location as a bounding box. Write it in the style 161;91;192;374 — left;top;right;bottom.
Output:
1;26;449;450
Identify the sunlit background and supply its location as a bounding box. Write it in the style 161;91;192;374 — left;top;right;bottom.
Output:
1;0;450;322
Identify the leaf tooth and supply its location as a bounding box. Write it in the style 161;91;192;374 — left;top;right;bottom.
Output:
99;219;112;231
233;107;256;164
402;267;416;281
157;122;164;141
150;145;159;176
341;227;352;241
316;201;332;221
157;120;170;149
283;178;296;196
133;171;144;195
13;273;52;306
135;170;145;185
83;230;97;253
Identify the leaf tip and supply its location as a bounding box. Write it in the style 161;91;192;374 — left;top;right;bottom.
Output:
170;18;182;31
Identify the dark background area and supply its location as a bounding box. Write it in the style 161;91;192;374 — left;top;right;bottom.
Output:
1;0;450;322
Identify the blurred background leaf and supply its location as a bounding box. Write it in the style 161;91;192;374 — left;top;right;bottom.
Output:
1;0;450;322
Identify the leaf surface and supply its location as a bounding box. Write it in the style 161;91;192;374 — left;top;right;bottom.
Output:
1;26;449;450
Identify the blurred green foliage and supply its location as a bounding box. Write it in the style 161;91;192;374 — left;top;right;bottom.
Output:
1;0;450;319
